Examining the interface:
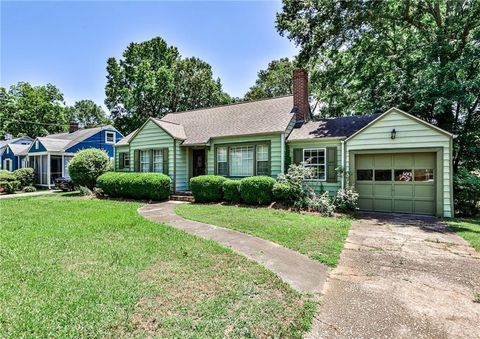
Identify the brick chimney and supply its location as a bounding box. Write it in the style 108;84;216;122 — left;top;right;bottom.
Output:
69;121;79;133
293;69;310;124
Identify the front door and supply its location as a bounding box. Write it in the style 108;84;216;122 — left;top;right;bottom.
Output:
192;149;206;177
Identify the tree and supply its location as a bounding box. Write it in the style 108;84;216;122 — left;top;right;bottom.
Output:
105;37;232;134
68;99;111;128
244;58;295;100
277;0;480;171
0;82;68;138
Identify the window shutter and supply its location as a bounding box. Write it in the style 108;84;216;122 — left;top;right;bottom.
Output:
326;147;337;182
162;148;169;175
149;149;154;172
134;150;140;172
293;148;303;165
119;153;124;169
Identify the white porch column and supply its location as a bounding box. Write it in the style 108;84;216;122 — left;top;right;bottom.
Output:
61;155;65;177
47;153;51;189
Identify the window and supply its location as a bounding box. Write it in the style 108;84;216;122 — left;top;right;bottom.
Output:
374;169;392;181
256;144;269;175
217;147;228;176
35;140;39;150
4;159;12;171
140;150;150;172
303;148;326;180
105;131;116;144
414;169;434;182
120;152;130;169
6;147;9;154
394;169;413;182
153;150;163;172
230;146;254;177
356;169;373;181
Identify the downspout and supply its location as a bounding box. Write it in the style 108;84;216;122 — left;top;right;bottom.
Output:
280;133;285;174
341;139;345;189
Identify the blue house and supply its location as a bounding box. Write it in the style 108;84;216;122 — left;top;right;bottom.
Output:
0;136;33;171
25;124;123;187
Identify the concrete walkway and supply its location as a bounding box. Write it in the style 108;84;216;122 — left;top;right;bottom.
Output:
138;201;329;295
307;213;480;339
0;190;61;199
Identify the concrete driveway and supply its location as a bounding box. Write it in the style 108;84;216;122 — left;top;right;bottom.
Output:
308;213;480;339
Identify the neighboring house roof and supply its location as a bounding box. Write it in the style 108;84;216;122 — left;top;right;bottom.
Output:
115;130;136;146
26;125;118;153
288;114;381;140
159;95;295;145
8;144;31;156
0;136;33;148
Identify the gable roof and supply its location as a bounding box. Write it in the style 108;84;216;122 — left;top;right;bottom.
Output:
26;125;119;153
288;114;381;141
8;144;31;156
0;136;33;149
344;107;453;141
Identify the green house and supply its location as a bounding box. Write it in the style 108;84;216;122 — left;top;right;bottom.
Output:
115;70;453;217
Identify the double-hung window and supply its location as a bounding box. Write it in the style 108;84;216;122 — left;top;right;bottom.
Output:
106;131;116;144
216;144;269;177
217;147;228;176
256;144;269;175
229;146;254;176
140;150;150;172
152;150;163;173
303;148;326;180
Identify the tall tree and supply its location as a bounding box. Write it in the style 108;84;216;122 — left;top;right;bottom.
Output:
105;37;232;134
0;82;68;138
277;0;480;171
68;99;111;128
244;58;295;100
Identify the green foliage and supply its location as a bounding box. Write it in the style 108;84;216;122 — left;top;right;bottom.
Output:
0;170;15;182
453;168;480;216
97;172;171;201
68;99;111;128
23;185;36;193
305;192;335;216
0;82;67;138
223;179;242;203
190;175;227;203
272;182;291;202
105;37;232;134
0;180;20;194
244;58;295;100
67;149;110;189
13;168;34;187
334;186;359;212
276;164;315;206
277;0;480;170
239;176;276;205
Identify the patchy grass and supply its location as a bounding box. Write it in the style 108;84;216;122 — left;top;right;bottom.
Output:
447;218;480;251
176;204;351;267
0;195;315;337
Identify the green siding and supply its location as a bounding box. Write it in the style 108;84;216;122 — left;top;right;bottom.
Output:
346;109;452;217
114;145;130;172
207;134;284;178
287;139;342;195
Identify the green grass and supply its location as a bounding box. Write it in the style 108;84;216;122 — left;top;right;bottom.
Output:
176;204;351;267
0;194;315;337
447;218;480;251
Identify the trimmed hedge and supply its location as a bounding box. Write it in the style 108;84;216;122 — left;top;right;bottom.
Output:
223;179;242;202
97;172;171;201
190;175;227;202
272;182;291;202
240;176;276;205
14;168;34;187
0;180;21;194
0;171;15;182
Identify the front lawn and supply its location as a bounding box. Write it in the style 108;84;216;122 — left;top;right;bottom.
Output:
447;218;480;251
176;204;351;267
0;195;315;337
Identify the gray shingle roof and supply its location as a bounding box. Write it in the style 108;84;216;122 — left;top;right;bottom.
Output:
8;144;31;156
152;119;186;140
115;130;136;146
0;136;33;148
160;96;295;145
287;114;381;140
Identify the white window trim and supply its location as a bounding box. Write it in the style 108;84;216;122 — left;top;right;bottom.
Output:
216;146;228;176
140;150;150;172
229;145;255;177
105;131;116;144
35;140;39;150
152;150;163;173
303;148;327;181
4;159;12;171
121;152;130;169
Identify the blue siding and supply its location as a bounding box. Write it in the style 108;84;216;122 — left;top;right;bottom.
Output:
29;140;47;153
2;146;19;170
66;129;123;157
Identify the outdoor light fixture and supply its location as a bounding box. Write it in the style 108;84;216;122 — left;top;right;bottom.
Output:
391;129;397;139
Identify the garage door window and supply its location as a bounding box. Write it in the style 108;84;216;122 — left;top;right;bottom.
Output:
394;169;413;182
414;169;434;182
356;169;373;181
374;169;392;181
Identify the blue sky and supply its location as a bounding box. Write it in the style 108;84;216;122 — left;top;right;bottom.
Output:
1;1;297;109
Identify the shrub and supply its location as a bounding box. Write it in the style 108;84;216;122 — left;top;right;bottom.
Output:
190;175;227;202
306;192;335;216
453;168;480;216
0;180;21;194
0;171;15;182
272;182;291;202
23;185;37;193
334;186;359;212
78;186;94;196
240;176;276;205
13;168;34;187
223;179;242;202
68;149;110;189
276;164;315;206
97;172;171;201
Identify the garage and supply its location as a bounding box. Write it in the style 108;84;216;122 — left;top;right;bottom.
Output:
355;152;436;215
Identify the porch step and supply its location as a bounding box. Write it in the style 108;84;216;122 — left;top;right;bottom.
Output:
170;194;195;202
